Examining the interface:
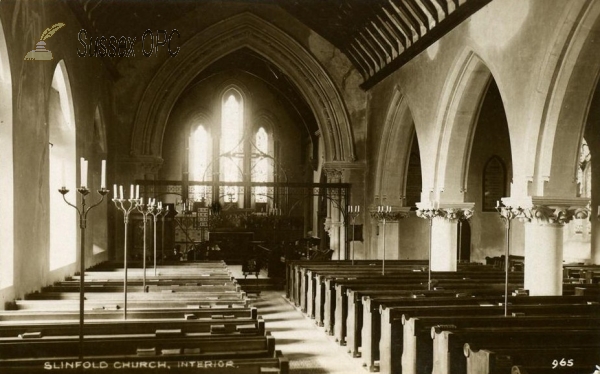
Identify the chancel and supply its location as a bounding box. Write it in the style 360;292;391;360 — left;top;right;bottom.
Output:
1;0;600;373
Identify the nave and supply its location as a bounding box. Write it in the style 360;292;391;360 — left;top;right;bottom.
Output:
1;259;598;373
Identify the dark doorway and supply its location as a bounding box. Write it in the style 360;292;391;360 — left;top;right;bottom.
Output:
458;220;471;262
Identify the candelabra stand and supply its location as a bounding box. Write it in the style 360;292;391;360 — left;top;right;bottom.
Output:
113;197;139;320
135;203;152;290
149;205;168;276
347;206;360;265
59;186;108;359
495;201;521;316
370;206;401;275
416;207;443;290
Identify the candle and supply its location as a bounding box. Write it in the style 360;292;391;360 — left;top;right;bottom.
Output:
349;206;353;213
140;197;144;205
100;160;106;189
357;206;360;213
80;157;88;188
119;185;124;200
496;200;500;208
130;185;134;200
136;185;140;199
113;184;117;197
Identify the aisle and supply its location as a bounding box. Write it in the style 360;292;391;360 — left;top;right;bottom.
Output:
249;291;366;374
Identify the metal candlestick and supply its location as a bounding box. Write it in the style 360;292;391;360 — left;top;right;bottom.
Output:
59;186;108;359
347;206;360;265
113;197;140;320
495;201;521;316
370;206;402;275
416;207;443;290
135;202;152;290
149;204;169;276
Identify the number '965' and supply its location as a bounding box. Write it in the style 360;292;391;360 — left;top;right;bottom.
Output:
552;359;573;368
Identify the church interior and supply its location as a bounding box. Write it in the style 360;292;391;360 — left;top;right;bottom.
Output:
1;0;600;372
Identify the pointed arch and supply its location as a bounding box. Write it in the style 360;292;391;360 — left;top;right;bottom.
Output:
375;87;418;205
434;50;493;202
130;12;354;163
534;0;600;197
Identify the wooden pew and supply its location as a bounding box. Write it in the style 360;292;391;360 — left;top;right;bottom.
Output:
24;290;245;301
345;287;513;359
315;271;523;331
0;332;275;360
332;277;523;344
315;273;522;333
465;344;600;374
0;306;257;322
376;301;600;373
432;326;600;374
0;316;265;338
404;315;600;374
13;297;246;311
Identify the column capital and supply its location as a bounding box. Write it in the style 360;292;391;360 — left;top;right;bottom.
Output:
501;196;590;225
415;202;474;222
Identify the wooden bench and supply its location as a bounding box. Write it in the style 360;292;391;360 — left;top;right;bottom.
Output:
345;286;512;359
0;306;257;322
376;301;600;373
332;277;523;344
432;326;600;374
0;316;265;338
24;290;245;301
465;344;600;374
404;315;600;374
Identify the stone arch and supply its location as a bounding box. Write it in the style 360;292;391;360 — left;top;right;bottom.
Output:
131;12;354;163
375;87;416;205
534;0;600;197
433;50;493;203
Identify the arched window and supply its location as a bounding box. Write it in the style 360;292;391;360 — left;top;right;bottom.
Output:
253;127;271;203
220;90;243;203
49;60;77;271
190;125;212;181
482;156;507;212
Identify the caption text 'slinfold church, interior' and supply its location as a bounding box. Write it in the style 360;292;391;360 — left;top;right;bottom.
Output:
1;0;600;373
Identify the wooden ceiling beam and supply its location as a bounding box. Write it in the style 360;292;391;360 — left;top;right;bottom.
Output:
417;0;442;23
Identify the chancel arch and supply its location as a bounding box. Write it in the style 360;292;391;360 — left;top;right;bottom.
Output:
0;19;13;289
130;12;355;164
48;60;77;271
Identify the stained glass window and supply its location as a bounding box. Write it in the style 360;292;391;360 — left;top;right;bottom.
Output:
254;127;269;203
220;91;243;203
189;125;211;182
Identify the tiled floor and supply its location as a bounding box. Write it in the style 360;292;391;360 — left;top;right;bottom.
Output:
249;291;366;374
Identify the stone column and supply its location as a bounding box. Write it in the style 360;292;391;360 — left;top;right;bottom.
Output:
502;197;589;296
416;203;474;272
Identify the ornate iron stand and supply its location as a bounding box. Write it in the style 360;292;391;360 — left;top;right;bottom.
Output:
59;186;108;359
495;200;521;316
113;197;139;320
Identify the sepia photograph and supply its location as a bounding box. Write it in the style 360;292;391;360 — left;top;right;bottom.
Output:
0;0;599;372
